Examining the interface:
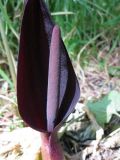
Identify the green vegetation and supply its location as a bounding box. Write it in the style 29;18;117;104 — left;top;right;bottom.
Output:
87;90;120;128
47;0;120;61
0;0;23;89
0;0;120;88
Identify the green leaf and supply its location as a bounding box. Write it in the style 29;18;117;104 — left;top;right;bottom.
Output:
87;91;120;127
108;66;120;78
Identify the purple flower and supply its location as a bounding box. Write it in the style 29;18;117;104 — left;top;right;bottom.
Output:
17;0;80;133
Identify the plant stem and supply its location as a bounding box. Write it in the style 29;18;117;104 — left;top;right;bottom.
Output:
40;132;64;160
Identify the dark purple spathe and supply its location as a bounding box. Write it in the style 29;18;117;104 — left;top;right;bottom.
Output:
17;0;80;132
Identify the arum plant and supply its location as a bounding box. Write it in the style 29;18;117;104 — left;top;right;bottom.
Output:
17;0;80;159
